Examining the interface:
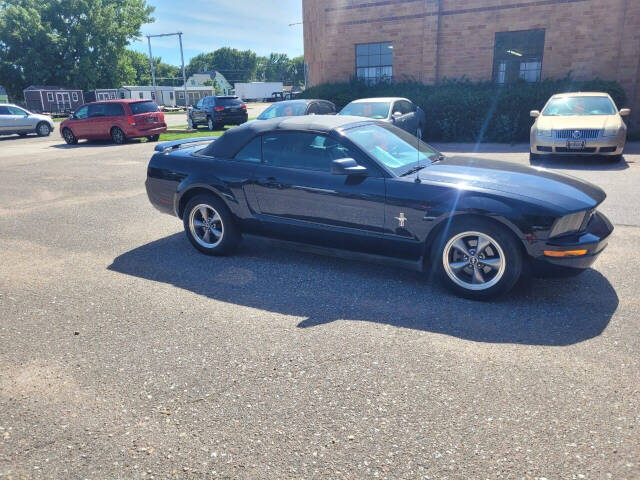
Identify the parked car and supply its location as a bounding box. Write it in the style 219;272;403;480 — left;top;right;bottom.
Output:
339;97;426;139
530;92;630;162
257;99;336;120
188;96;248;131
60;100;166;145
145;116;613;300
0;104;54;137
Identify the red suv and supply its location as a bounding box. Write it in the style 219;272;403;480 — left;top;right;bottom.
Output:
60;100;167;145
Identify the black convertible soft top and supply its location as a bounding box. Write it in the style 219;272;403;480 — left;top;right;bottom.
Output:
200;115;370;158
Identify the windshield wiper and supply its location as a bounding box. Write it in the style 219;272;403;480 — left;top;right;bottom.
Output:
401;165;427;176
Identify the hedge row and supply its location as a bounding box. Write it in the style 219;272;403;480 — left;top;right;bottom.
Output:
299;78;628;143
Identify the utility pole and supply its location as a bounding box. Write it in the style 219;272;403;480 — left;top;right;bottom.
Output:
145;32;189;121
146;36;158;103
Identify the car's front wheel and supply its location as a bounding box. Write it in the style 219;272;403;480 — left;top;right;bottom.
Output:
36;122;52;137
62;128;78;145
183;194;240;256
432;218;523;300
147;134;160;142
110;127;126;145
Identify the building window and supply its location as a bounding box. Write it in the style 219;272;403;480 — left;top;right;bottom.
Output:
151;91;156;100
493;29;545;84
47;92;54;101
356;42;393;85
170;92;174;100
178;92;184;99
72;92;78;102
139;92;144;99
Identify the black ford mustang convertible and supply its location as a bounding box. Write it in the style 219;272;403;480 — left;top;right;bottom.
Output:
146;116;613;299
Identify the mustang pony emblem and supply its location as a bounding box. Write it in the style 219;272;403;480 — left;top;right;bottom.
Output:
395;212;407;227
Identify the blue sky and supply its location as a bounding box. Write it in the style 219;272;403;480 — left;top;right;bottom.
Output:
130;0;304;66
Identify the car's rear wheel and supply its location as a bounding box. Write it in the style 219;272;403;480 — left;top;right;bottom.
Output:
432;218;523;300
188;116;195;129
147;134;160;142
110;127;126;145
62;128;78;145
183;194;240;256
529;152;544;163
36;122;51;137
207;117;215;131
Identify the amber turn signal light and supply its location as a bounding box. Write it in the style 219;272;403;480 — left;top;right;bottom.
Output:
543;249;588;258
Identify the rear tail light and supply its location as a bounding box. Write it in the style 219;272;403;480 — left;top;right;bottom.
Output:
214;106;225;112
241;105;247;110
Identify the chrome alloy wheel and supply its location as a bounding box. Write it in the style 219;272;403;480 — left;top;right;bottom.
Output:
442;231;506;291
189;203;224;248
38;123;51;136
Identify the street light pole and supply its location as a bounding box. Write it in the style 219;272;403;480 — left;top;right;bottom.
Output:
146;35;158;103
178;32;188;112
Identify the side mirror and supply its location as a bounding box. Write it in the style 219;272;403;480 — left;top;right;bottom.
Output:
530;110;540;118
392;111;402;120
619;108;631;117
331;158;367;176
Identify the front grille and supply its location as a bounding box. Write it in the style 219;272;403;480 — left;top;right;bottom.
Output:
555;129;601;140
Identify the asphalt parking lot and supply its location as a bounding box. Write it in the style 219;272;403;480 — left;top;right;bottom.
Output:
1;131;639;479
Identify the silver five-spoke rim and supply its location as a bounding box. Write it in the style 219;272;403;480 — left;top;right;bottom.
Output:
39;123;50;135
113;129;124;143
189;204;224;248
443;231;506;291
64;130;74;142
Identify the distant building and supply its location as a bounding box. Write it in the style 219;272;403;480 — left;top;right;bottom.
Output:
85;88;119;103
303;0;640;121
0;86;8;103
119;85;217;107
23;86;84;114
184;71;232;95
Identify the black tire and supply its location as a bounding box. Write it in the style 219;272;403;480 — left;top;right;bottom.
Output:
183;194;241;256
110;127;126;145
431;218;523;300
605;154;622;163
36;122;51;137
62;128;78;145
529;151;543;163
147;134;160;142
207;117;215;131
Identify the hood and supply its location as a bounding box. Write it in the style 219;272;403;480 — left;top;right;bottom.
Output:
412;156;605;212
535;114;620;130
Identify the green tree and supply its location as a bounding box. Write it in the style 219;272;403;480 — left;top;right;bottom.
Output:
186;47;258;83
203;78;223;95
117;49;181;86
0;0;154;99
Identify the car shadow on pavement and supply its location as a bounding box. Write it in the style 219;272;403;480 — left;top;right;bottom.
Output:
529;155;631;171
108;233;618;346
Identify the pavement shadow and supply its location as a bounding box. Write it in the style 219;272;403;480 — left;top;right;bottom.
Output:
108;233;618;346
51;139;146;149
529;154;631;171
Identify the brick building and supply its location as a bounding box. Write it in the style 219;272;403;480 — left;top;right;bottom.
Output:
303;0;640;121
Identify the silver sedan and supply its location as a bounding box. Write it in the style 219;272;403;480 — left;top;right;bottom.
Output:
0;104;55;137
339;97;427;139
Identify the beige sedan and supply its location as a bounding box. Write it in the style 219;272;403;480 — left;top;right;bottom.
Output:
530;92;629;162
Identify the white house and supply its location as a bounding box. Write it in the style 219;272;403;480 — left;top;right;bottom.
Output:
184;71;232;95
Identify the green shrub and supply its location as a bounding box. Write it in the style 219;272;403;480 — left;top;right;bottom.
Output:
299;77;628;143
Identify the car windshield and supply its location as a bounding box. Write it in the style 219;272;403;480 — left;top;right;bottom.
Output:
258;102;307;119
130;101;159;115
339;102;391;119
542;96;617;116
343;124;440;175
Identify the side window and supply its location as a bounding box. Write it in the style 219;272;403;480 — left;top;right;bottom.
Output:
306;103;320;115
0;106;10;115
317;102;335;115
234;137;261;163
394;101;411;115
74;106;89;119
104;103;124;116
196;99;204;109
88;104;107;117
7;106;27;115
262;133;354;172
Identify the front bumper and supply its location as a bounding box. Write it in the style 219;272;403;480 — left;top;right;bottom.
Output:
531;132;626;156
532;211;614;269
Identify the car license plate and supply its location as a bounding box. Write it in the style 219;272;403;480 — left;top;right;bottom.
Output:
230;108;238;112
567;140;585;150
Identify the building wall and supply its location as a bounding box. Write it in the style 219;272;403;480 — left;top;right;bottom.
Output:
303;0;640;122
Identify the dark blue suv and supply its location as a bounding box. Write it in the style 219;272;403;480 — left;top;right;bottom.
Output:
188;96;248;131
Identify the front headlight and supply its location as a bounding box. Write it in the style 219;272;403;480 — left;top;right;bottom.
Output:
549;210;589;238
602;125;621;137
536;128;552;137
